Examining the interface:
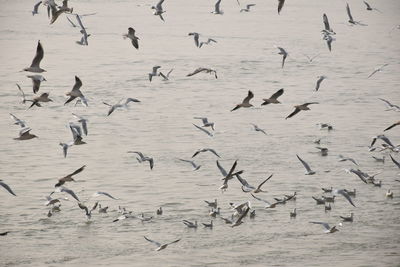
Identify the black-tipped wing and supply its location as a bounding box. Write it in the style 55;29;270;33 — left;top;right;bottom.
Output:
31;41;44;68
0;181;16;196
69;165;86;177
346;3;354;21
72;76;83;91
323;14;331;31
216;160;228;176
286;107;300;119
270;88;284;100
243;90;254;104
277;0;285;14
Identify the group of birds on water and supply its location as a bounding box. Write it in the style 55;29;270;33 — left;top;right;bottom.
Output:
1;0;400;252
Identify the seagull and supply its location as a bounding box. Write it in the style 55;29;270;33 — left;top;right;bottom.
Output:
312;196;325;205
78;202;98;219
261;88;284;105
346;3;366;25
338;155;358;165
0;180;16;196
75;14;90;46
193;124;213;137
49;3;67;24
290;208;297;218
199;38;217;48
276;47;288;68
315;76;326;91
72;113;88;136
340;213;354;222
151;0;166;21
10;113;26;128
323;33;335;52
103;98;141;116
372;156;385;163
239;173;273;193
386;190;393;198
285;102;319;119
212;0;223;14
69;123;86;145
325;204;331;211
182;220;197;228
231;90;254;111
27;75;46;94
159;68;174;81
230;201;251;215
379;98;400;112
303;53;321;63
221;160;244;191
363;1;381;12
24;41;45;73
202;221;213;228
368;64;389;79
64;76;88;106
14;127;38;141
250;124;267;135
32;1;42;15
28;92;53;109
370;135;395;148
123;27;139;49
186;68;217;79
156;207;163;215
390;155;400;169
309;221;339;233
16;84;27;104
178;159;201;171
332;189;356;207
52;186;80;202
384;121;400;131
204;199;217;208
144;236;181;251
296;155;316;175
315;146;328;156
149;66;161;82
277;0;285;14
231;207;250;227
221;215;234;224
92;191;118;200
192;148;220;158
322;14;335;34
127;151;154;170
193;117;214;130
251;193;282;209
188;32;200;47
55;165;85;187
240;4;255;12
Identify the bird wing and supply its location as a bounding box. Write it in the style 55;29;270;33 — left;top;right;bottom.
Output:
159;72;168;80
187;68;205;77
167;239;181;245
235;174;254;189
68;165;86;177
390;155;400;169
277;0;285;14
251;193;271;205
323;14;331;31
0;181;16;196
156;0;164;10
296;155;313;173
193;124;213;136
144;236;161;247
225;160;238;180
336;189;356;207
207;148;221;158
350;169;368;184
256;174;273;190
270;88;284;100
310;221;330;230
16;84;26;101
363;1;371;9
215;0;221;11
286;107;300;119
75;14;86;31
216;160;228;176
31;41;44;68
235;207;250;224
346;3;354;21
72;76;83;92
315;77;324;91
60;187;80;201
66;16;76;27
94;191;117;200
242;90;254;104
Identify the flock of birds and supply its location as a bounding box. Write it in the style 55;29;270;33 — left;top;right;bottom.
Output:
1;0;400;254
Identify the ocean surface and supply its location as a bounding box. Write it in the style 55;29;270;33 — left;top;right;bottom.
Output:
0;0;400;266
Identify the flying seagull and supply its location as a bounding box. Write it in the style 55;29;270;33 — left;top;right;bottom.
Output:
296;154;316;175
315;76;326;91
178;159;201;171
16;84;27;104
277;0;285;15
322;14;335;34
333;189;356;207
149;66;161;82
103;98;141;116
64;76;88;106
27;75;46;94
151;0;166;21
75;14;90;46
276;47;288;68
123;27;139;49
363;1;381;12
193;117;214;130
261;88;284;105
309;222;339;233
378;98;400;112
303;53;320;63
346;3;366;26
250;124;267;135
0;180;16;196
24;41;45;73
367;64;389;79
159;68;174;81
92;191;118;200
28;93;53;109
384;121;400;131
14;127;38;140
240;4;255;12
231;207;250;227
52;186;80;202
55;165;86;187
285;102;319;119
186;68;217;79
128;151;154;170
212;0;223;14
239;173;273;193
192;148;220;158
199;38;217;48
144;236;181;251
193;124;213;137
231;90;254;111
10;113;26;128
188;32;200;47
72;113;88;136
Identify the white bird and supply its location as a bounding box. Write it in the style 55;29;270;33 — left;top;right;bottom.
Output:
72;113;88;136
10;113;26;128
315;76;326;91
0;180;16;196
379;98;400;112
193;117;214;130
368;64;389;79
149;66;161;82
151;0;166;21
144;236;181;251
128;151;154;170
75;14;90;46
52;186;80;202
24;41;46;73
240;4;255;12
251;193;282;209
27;75;46;94
32;1;42;15
103;98;140;116
296;155;316;175
238;174;273;193
64;76;88;106
309;221;339;233
28;92;53;109
92;191;118;200
178;159;201;171
338;155;358;166
332;189;356;207
346;3;367;26
212;0;223;14
14;127;38;141
386;189;393;198
231;207;250;227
